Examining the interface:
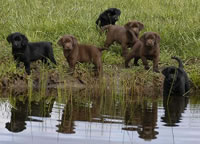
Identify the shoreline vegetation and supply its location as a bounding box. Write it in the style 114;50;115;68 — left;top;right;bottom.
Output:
0;0;200;95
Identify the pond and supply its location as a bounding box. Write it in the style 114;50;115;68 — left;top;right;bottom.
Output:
0;88;200;144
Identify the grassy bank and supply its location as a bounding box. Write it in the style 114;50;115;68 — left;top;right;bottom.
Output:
0;0;200;90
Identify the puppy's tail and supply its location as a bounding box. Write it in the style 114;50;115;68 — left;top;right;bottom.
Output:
171;56;184;69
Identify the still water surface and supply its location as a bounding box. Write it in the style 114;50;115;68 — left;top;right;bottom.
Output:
0;90;200;144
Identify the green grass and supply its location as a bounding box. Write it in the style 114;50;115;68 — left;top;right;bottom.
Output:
0;0;200;88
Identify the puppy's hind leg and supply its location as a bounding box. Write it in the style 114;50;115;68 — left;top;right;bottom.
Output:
133;57;140;66
24;61;31;75
41;58;48;64
47;50;57;65
104;35;114;50
93;59;103;77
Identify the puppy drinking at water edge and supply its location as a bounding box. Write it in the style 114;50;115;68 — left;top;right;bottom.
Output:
162;56;190;97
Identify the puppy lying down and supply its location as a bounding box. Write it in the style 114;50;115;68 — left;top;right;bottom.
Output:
162;56;190;97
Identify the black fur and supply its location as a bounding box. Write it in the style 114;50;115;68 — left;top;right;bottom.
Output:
96;8;121;28
162;56;190;97
7;32;57;75
161;96;188;126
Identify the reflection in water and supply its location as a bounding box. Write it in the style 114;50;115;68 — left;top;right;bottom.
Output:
56;102;75;134
1;89;200;144
5;96;55;133
161;96;188;126
123;100;159;141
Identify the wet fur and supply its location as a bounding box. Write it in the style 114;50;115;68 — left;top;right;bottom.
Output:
162;56;190;97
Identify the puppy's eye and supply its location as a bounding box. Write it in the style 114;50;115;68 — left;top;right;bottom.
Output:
14;37;21;41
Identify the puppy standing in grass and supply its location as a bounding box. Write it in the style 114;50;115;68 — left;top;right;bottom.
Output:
57;35;105;76
162;56;190;97
102;21;144;57
125;32;161;72
7;32;57;75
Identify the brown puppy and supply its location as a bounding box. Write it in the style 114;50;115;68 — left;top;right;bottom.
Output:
102;21;144;57
125;32;161;72
57;35;104;76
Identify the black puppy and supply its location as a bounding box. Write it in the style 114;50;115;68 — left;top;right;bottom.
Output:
96;8;121;28
162;56;190;97
7;32;57;75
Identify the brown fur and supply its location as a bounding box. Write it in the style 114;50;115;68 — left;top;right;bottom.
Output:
57;35;104;76
102;21;144;57
125;32;161;72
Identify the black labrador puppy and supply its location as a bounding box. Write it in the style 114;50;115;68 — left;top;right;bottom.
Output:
96;8;121;28
162;56;190;97
7;32;57;75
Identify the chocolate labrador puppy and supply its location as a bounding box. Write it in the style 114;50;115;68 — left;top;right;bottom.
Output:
57;35;105;76
125;32;161;72
96;8;121;28
102;21;144;57
7;32;57;75
162;56;190;97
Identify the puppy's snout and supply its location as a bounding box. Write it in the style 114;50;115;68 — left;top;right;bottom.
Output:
63;43;73;51
133;27;139;34
146;39;154;46
113;15;119;20
14;41;21;48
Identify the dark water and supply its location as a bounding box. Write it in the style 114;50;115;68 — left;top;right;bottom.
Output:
0;89;200;144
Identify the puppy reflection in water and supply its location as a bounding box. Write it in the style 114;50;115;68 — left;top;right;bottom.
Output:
5;97;55;133
122;101;159;140
161;96;188;126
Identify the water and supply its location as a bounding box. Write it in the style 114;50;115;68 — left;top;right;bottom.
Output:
0;89;200;144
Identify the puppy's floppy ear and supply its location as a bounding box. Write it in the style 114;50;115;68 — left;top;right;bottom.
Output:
126;30;137;43
162;68;169;76
70;36;78;48
7;33;13;43
140;32;146;42
137;22;144;30
124;22;132;29
57;37;63;47
154;32;161;43
21;34;28;46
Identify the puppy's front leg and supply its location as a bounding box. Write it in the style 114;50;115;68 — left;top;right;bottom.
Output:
24;61;31;75
153;57;159;73
133;57;139;66
125;52;135;68
122;44;128;57
68;61;76;75
141;56;149;70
